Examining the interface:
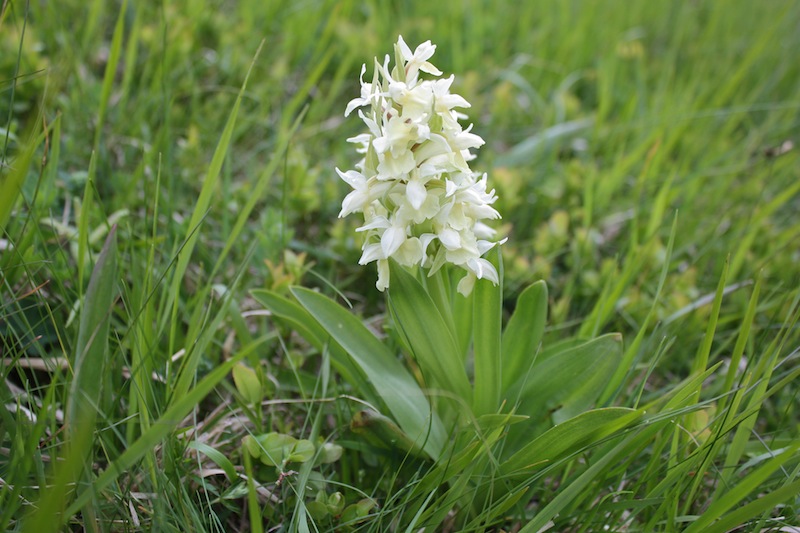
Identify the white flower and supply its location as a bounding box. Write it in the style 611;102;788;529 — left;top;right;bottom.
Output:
388;81;434;121
338;36;505;294
345;64;379;117
377;149;416;178
381;218;408;258
336;168;370;217
397;35;442;85
373;113;426;157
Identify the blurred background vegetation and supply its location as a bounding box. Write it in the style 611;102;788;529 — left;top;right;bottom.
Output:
1;0;799;530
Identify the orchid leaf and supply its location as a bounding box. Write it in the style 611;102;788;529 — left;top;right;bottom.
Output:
506;333;623;435
350;409;427;458
251;289;376;407
291;286;446;459
501;280;547;390
502;407;642;475
388;262;471;403
471;248;503;415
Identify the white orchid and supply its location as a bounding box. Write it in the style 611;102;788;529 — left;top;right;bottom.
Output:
337;36;504;295
397;36;442;85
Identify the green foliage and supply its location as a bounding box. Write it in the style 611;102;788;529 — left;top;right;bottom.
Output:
289;285;447;459
387;262;471;404
243;432;317;467
1;0;798;531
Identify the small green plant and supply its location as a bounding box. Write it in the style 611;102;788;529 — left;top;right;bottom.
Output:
255;35;800;531
255;37;637;528
2;3;798;531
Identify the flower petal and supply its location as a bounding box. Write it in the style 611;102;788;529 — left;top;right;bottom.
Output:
456;272;477;296
376;259;390;291
359;243;384;265
406;177;427;210
439;227;461;250
381;224;406;257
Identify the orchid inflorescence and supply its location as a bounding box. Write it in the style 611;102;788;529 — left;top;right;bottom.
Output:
337;36;504;296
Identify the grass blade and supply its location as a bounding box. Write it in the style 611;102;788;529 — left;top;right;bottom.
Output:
683;444;799;533
67;225;117;466
27;226;117;532
92;0;128;150
0;129;44;235
59;346;253;522
162;41;264;334
699;479;800;533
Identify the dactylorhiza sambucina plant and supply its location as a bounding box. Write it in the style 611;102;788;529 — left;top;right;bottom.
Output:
252;37;799;532
336;35;504;296
257;35;638;456
253;37;668;524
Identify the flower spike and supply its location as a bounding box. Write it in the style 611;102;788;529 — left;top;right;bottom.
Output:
338;36;504;295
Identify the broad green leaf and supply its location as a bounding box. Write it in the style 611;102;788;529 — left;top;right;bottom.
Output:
250;289;375;407
388;262;471;402
305;501;329;521
291;286;446;459
451;281;473;358
501;280;547;390
315;442;343;465
288;440;316;463
508;333;623;427
536;337;587;362
502;407;641;475
232;363;262;405
340;498;377;527
472;248;503;415
350;409;427;458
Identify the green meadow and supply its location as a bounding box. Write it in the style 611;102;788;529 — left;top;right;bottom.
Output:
1;1;799;531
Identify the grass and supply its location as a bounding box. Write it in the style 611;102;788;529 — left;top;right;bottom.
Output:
1;0;799;531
